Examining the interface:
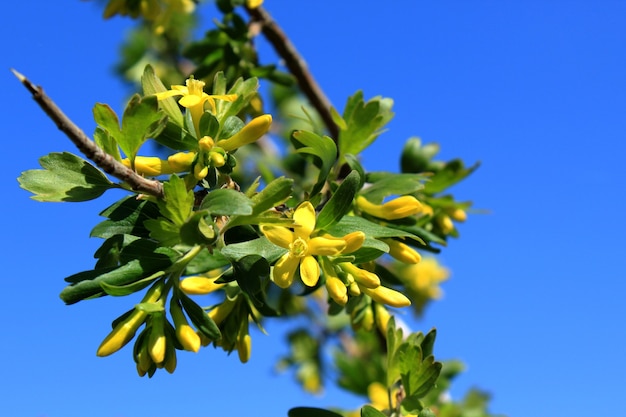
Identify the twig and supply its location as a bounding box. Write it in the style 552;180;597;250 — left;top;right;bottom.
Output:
245;6;340;141
12;69;164;199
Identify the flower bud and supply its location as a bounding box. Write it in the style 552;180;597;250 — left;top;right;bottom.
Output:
193;163;208;180
237;329;251;364
341;263;380;289
122;156;174;177
436;214;454;234
448;208;467;222
374;303;391;335
385;239;422;264
148;314;167;364
325;276;348;305
209;151;226;168
362;285;411;308
167;151;196;172
170;301;201;353
216;114;272;152
356;195;423;220
208;298;237;326
97;309;147;357
180;275;224;295
340;231;366;254
198;136;215;151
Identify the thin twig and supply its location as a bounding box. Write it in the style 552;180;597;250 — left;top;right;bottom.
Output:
245;6;340;141
12;69;164;199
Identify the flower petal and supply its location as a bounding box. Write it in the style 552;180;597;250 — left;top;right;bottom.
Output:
155;90;184;100
300;256;320;287
272;253;298;288
308;236;346;256
261;225;294;249
293;201;316;239
179;94;204;108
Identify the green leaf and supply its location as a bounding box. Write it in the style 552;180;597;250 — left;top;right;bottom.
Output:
232;255;270;310
327;216;418;240
178;291;221;340
200;189;254;216
91;196;159;239
361;173;426;203
135;302;165;314
93;103;121;140
93;127;121;161
145;218;181;246
349;237;390;264
159;175;194;225
288;407;344;417
316;170;360;231
338;91;394;158
360;405;387;417
18;152;115;202
221;236;287;264
141;64;184;126
424;160;480;194
99;270;165;296
184;249;230;275
119;94;168;159
291;130;337;196
153;121;198;152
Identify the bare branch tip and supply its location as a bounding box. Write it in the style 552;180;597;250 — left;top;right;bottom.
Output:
10;68;26;83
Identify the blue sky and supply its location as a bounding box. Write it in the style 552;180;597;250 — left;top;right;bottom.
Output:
3;1;626;416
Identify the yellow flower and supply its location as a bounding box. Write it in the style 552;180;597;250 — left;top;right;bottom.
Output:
156;77;237;136
261;202;359;288
356;195;423;220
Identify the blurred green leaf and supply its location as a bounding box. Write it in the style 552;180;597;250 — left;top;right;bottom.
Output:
361;173;426;203
338;91;394;158
18;152;115;202
141;64;184;126
291;130;337;196
360;405;387;417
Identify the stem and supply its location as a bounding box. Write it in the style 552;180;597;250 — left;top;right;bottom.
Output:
11;69;165;199
245;6;340;141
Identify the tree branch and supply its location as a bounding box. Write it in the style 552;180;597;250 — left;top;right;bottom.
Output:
245;5;340;141
12;69;164;199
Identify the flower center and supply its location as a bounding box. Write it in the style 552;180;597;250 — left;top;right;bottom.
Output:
290;237;308;258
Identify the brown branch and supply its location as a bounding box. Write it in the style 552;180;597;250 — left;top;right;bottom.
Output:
245;5;340;141
12;69;164;199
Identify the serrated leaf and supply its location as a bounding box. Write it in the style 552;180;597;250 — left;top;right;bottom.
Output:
291;130;337;196
159;175;194;225
339;91;394;158
141;64;184;126
200;188;254;216
91;196;159;239
288;407;344;417
18;152;115;202
316;170;360;230
145;218;181;246
119;94;168;160
93;127;121;161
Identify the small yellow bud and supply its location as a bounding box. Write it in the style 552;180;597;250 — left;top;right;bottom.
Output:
216;114;272;152
180;276;224;295
194;163;209;180
448;208;467;222
385;239;422;264
246;0;263;8
325;276;348;305
437;214;454;234
362;285;411;308
210;151;226;167
348;281;361;296
198;136;215;151
356;195;423;220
